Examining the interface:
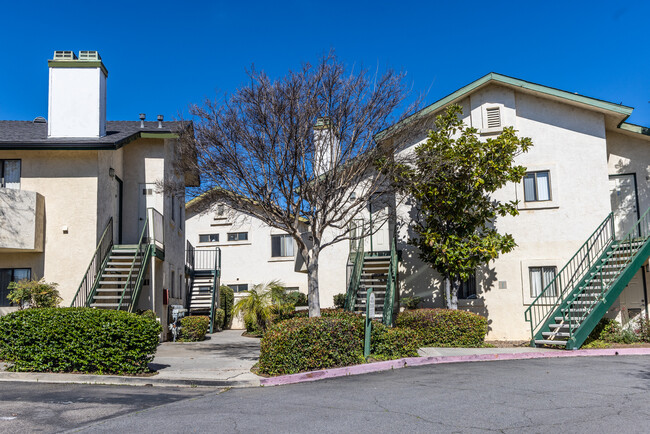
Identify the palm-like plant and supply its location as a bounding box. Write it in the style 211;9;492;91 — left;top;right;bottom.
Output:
233;280;286;333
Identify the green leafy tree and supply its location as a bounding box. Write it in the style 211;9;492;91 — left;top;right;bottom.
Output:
396;105;532;309
7;278;62;309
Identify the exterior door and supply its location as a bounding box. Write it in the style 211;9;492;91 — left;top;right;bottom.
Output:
609;174;639;239
368;194;392;253
138;183;163;236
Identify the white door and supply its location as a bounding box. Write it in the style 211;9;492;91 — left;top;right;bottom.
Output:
138;183;163;236
609;175;638;239
369;194;392;253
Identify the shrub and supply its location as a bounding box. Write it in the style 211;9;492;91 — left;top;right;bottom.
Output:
333;293;346;309
259;316;364;376
285;291;308;307
396;309;487;347
7;278;62;309
259;311;419;376
179;316;210;341
401;296;422;310
586;318;638;345
219;286;234;329
213;308;225;332
0;308;161;374
138;309;157;320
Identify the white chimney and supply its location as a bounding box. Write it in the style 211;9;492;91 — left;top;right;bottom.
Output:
47;50;107;138
313;117;340;175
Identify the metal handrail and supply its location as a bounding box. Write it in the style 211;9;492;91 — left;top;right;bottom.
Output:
524;213;614;339
382;234;398;326
70;218;113;307
208;247;221;333
344;226;366;311
119;212;151;310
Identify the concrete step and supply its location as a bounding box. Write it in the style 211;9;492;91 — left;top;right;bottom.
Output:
535;339;568;346
94;295;130;300
542;331;571;338
549;323;578;330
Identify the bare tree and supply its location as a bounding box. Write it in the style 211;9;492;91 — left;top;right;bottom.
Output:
177;53;414;317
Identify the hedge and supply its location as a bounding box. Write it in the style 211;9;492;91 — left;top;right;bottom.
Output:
396;309;487;347
0;308;161;374
259;312;419;376
179;315;210;341
219;286;234;329
214;308;225;332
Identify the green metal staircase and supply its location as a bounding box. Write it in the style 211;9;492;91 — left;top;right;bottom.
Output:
185;243;221;333
344;230;398;326
525;207;650;349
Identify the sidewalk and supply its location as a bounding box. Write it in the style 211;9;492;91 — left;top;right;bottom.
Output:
0;330;263;388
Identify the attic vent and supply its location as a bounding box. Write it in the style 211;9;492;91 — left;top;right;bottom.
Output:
33;116;47;124
486;107;501;129
53;50;77;60
78;50;101;61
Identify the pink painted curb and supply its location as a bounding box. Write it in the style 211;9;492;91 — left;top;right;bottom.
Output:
259;347;650;386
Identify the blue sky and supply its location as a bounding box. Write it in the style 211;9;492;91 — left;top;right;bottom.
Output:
1;0;649;126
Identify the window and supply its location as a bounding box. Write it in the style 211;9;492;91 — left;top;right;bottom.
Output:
485;107;501;129
171;196;176;222
529;266;557;297
0;268;31;307
228;283;249;293
199;233;219;243
179;203;183;230
1;160;21;189
458;274;477;299
215;204;225;218
171;270;175;299
227;232;248;242
271;234;294;257
523;171;551;202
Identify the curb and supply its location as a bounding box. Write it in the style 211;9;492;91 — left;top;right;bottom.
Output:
0;371;260;388
259;347;650;386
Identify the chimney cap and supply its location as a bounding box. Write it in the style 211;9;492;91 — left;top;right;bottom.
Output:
33;116;47;124
139;113;146;121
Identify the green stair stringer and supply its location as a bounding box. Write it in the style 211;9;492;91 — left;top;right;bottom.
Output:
567;239;650;349
126;245;153;313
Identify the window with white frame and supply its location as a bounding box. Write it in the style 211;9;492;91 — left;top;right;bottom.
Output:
227;283;249;293
271;234;294;257
529;266;557;297
199;233;219;243
1;160;21;189
523;171;551;202
227;232;248;241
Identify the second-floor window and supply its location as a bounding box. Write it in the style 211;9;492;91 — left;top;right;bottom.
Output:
271;234;294;257
199;233;219;243
1;160;21;189
227;232;248;242
523;171;551;202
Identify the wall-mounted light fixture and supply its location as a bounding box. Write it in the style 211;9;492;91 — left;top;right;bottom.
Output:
109;167;115;178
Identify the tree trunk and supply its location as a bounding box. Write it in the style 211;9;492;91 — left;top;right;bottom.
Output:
306;246;322;317
444;277;451;309
449;277;460;310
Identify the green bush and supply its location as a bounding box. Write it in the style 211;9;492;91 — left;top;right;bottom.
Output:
214;309;225;332
259;311;419;376
219;286;234;329
179;316;210;342
285;291;308;307
400;296;422;310
7;278;62;309
396;309;487;347
0;308;161;374
585;318;638;345
333;293;346;309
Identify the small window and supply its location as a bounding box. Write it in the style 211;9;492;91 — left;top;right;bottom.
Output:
179;271;183;299
271;234;294;257
227;283;249;293
0;268;31;307
171;196;176;222
485;107;501;129
199;233;219;243
530;266;557;297
458;274;477;299
1;160;21;190
227;232;248;242
523;171;551;202
171;270;175;299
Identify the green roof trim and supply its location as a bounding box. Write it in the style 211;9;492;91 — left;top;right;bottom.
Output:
376;72;634;141
48;60;109;77
140;132;179;139
619;122;650;137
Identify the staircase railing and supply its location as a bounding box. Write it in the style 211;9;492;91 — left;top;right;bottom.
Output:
71;218;113;307
208;247;221;333
344;225;366;311
185;241;196;311
524;213;615;339
119;208;161;312
566;206;650;342
382;234;398;326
